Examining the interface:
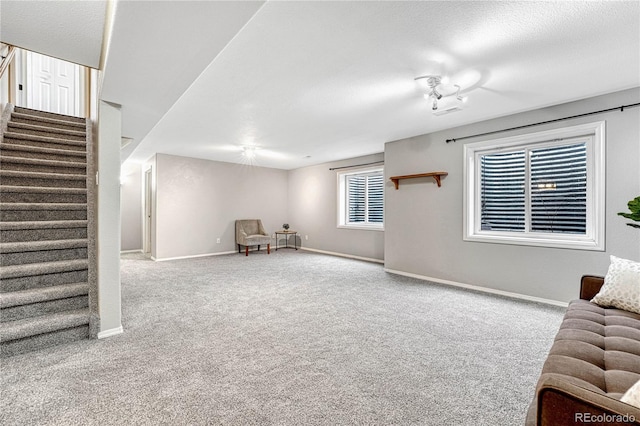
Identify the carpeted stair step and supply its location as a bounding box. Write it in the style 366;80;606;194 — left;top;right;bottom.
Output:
0;239;88;266
0;258;88;293
0;185;87;203
7;121;86;142
0;282;88;308
0;259;88;280
2;131;86;152
0;142;86;162
13;106;86;124
1;269;88;293
0;202;87;221
0;170;86;189
0;155;86;174
0;308;90;357
8;114;86;134
0;220;87;242
0;283;89;323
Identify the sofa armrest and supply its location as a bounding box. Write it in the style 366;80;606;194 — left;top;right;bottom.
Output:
536;375;640;425
580;275;605;300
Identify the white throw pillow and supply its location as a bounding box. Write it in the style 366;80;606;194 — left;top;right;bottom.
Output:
621;379;640;409
591;255;640;315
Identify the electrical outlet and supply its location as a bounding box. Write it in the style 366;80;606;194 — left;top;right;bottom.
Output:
216;238;221;244
305;235;308;240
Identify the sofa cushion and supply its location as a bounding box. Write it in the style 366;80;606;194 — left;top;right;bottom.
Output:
541;299;640;396
591;255;640;315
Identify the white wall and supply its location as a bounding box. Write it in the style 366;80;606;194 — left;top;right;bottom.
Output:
154;154;289;260
288;153;385;262
120;161;142;251
384;88;640;303
97;100;122;336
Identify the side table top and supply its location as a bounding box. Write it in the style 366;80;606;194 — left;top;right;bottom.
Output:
276;230;296;234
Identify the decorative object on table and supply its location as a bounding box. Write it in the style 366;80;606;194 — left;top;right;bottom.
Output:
618;196;640;229
282;223;290;230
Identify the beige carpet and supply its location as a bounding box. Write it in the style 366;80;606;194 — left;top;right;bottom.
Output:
0;250;564;425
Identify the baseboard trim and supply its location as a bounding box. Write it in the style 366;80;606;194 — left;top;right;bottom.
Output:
153;250;236;262
384;268;569;307
120;249;143;254
301;247;384;264
97;326;123;339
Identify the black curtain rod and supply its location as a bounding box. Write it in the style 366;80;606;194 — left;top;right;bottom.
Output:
329;160;384;171
446;102;640;144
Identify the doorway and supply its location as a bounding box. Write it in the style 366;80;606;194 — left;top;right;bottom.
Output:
143;168;153;256
22;50;84;117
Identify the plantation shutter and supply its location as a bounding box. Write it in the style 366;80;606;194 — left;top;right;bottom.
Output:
347;175;366;223
480;141;587;234
530;142;587;234
347;171;384;225
367;173;384;223
480;151;526;231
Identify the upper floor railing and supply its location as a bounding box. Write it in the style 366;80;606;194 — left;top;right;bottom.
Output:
0;43;16;78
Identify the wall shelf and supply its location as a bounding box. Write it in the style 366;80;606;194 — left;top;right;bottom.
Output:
390;172;448;189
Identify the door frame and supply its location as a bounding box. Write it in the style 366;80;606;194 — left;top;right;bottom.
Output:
20;49;86;117
143;167;153;255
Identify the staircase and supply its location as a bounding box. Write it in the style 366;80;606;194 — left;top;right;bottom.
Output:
0;105;94;357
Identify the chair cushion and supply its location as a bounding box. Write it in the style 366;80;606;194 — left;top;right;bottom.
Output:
244;235;271;246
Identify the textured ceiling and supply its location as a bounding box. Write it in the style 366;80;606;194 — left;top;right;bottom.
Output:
3;1;639;170
0;0;107;68
100;1;265;161
123;1;639;169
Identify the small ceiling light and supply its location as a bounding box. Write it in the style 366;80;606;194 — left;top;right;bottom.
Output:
242;146;258;159
454;85;468;103
415;74;469;111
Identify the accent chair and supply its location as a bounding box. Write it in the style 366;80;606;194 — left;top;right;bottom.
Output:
235;219;271;256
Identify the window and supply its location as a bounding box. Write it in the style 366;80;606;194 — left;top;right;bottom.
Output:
338;167;384;230
464;121;605;250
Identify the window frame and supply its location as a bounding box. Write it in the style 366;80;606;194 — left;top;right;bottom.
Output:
337;166;384;231
463;121;605;251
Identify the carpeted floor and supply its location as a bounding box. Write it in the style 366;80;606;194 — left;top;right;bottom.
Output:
0;250;565;425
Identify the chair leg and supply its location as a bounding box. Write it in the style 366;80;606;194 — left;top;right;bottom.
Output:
258;245;260;251
267;243;270;254
245;246;249;256
238;244;241;254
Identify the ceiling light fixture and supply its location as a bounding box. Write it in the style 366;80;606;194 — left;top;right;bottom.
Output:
242;146;258;159
415;75;468;111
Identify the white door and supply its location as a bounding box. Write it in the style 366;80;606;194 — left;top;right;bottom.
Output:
26;51;80;116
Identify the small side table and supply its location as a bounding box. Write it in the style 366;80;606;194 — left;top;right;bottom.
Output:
275;230;298;251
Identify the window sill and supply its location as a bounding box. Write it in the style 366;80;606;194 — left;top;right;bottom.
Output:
463;233;603;251
337;225;384;232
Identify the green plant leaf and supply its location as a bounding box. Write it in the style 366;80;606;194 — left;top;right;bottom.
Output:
619;196;640;228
